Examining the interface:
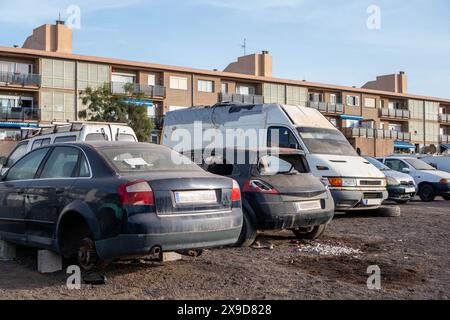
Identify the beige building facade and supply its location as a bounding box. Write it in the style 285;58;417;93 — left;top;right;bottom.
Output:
1;22;450;156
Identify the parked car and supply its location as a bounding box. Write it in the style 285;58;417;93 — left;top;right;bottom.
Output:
163;103;388;212
0;142;243;270
365;157;416;204
198;148;335;246
378;156;450;202
417;155;450;173
0;122;138;176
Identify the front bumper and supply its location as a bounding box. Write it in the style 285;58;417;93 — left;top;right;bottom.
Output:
432;182;450;196
95;208;243;260
387;185;417;201
330;188;389;212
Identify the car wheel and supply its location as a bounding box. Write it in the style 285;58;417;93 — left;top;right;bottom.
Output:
419;184;436;202
375;206;402;217
292;224;327;240
236;209;257;247
77;237;99;271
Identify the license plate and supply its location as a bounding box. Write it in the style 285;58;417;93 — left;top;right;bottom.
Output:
174;190;217;204
362;199;382;206
294;200;322;212
405;187;416;193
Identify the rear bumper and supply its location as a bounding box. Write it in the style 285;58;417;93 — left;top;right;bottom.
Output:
387;185;417;201
330;188;388;212
95;208;243;260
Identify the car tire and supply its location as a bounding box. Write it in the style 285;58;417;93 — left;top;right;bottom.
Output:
77;237;100;271
292;224;327;240
418;184;436;202
376;206;402;217
236;209;257;247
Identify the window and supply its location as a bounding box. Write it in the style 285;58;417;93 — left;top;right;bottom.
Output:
364;98;376;108
41;59;75;89
268;127;300;149
85;133;108;141
404;158;436;171
5;148;49;181
111;73;135;84
170;76;188;90
79;155;91;178
40;147;80;179
207;163;235;176
384;159;409;172
309;93;324;102
346;95;360;106
257;154;307;176
117;134;137;142
264;83;285;104
330;94;337;104
221;83;229;94
198;80;214;93
236;85;255;95
287;86;308;105
54;135;77;143
148;74;156;86
31;138;51;150
297;127;357;156
6;142;29;167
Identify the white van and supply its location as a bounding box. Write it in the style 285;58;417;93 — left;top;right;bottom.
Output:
417;155;450;173
0;122;137;175
162;103;388;212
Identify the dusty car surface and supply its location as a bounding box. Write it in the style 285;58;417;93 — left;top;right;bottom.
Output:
0;142;243;270
200;148;335;246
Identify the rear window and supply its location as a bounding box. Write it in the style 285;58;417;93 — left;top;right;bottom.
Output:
117;134;137;142
100;146;202;173
257;154;308;176
85;133;109;141
54;135;77;143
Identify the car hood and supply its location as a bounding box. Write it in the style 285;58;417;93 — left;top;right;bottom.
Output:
384;170;414;182
307;154;385;178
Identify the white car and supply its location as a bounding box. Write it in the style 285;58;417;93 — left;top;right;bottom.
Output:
418;155;450;173
378;156;450;202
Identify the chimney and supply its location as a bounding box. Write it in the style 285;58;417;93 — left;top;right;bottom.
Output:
22;21;73;54
362;72;408;94
224;51;273;77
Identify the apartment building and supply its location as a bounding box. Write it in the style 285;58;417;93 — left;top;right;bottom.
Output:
1;21;450;157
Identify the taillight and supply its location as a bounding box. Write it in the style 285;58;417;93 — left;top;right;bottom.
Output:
243;180;280;195
119;180;155;206
232;180;241;201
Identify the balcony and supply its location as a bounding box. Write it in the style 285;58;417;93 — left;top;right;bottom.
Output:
440;135;450;143
0;107;40;121
342;128;411;141
220;93;264;104
0;71;41;87
379;108;410;120
439;114;450;123
307;101;344;114
111;82;166;98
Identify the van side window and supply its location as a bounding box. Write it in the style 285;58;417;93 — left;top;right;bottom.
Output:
54;136;77;143
268;127;301;150
40;147;80;179
117;134;137;142
31;138;51;150
6;141;29;167
85;133;108;141
385;159;409;172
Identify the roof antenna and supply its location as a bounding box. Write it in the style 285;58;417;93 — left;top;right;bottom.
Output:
241;38;247;56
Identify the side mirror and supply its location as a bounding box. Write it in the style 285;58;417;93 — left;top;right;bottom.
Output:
0;156;6;166
402;168;411;174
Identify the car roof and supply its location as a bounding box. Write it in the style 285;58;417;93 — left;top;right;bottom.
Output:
46;141;165;150
196;147;305;155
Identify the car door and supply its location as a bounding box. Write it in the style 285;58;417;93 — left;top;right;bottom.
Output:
24;146;82;246
385;159;418;183
0;148;50;241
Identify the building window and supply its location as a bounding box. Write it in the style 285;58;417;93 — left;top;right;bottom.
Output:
346;95;360;106
198;80;214;93
221;83;229;94
364;98;376;108
236;85;256;95
148;74;156;86
170;76;188;90
42;59;76;90
264;83;285;104
330;94;337;104
0;61;33;74
111;73;135;84
77;62;110;91
309;93;324;102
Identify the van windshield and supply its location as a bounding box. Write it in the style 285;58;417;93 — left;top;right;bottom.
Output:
297;127;357;156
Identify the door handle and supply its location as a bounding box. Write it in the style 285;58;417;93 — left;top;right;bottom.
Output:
55;188;65;195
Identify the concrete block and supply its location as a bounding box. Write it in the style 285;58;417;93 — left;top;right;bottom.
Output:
38;250;62;274
0;240;16;261
161;252;182;262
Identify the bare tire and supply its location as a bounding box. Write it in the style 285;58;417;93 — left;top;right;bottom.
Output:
236;210;257;247
419;184;435;202
292;224;327;240
77;237;99;271
376;206;402;217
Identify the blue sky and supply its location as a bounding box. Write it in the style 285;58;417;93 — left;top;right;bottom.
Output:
0;0;449;98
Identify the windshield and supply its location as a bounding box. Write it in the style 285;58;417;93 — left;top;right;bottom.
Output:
297;127;357;156
100;146;202;173
365;157;390;171
404;158;436;171
257;154;308;176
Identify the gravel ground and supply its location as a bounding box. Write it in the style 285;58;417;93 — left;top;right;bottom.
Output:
0;198;449;300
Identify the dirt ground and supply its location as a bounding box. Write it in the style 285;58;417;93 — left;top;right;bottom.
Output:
0;198;449;300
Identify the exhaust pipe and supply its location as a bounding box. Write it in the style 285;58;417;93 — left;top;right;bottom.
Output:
150;246;162;256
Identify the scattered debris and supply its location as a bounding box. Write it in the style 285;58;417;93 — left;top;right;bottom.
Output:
296;242;363;257
83;274;107;285
251;239;274;250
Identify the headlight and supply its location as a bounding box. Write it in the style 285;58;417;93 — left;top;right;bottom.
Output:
386;176;400;186
440;179;448;184
328;178;357;187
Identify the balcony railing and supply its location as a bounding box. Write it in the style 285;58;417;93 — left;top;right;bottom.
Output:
0;107;40;121
220;93;264;104
307;101;344;114
111;82;166;98
439;114;450;123
0;71;41;86
342;128;412;141
440;135;450;143
379;108;410;119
